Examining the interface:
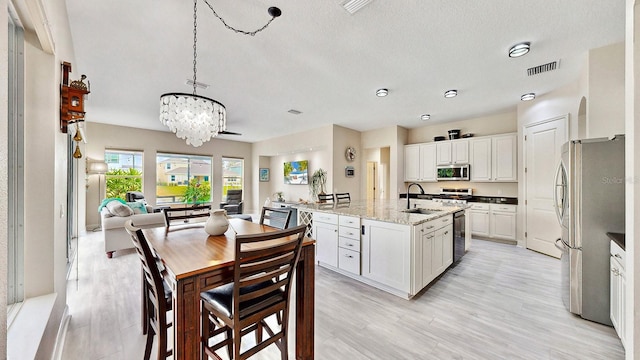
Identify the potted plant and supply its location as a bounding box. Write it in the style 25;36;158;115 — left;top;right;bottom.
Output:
309;168;327;202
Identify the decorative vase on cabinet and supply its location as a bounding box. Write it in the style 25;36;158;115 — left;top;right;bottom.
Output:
205;209;229;235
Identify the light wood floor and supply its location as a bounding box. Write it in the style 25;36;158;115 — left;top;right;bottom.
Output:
62;229;624;359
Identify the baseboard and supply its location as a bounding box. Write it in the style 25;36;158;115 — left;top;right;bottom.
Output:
51;305;71;360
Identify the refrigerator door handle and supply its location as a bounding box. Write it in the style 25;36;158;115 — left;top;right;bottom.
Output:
553;163;565;226
555;238;565;251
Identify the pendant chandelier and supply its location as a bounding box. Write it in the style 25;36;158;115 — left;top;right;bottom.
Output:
160;0;281;147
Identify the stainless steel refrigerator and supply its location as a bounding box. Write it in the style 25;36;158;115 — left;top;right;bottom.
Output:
554;135;625;326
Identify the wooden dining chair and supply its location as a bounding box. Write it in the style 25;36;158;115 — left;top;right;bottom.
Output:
335;193;351;203
259;206;292;230
125;220;173;360
317;193;334;203
200;224;307;360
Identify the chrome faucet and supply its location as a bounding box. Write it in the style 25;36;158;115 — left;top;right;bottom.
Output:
406;183;425;209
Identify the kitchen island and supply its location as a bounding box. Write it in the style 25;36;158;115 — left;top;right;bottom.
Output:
292;199;467;299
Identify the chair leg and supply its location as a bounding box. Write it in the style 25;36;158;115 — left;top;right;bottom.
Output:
226;328;233;359
158;326;167;360
143;328;154;360
255;321;263;344
201;307;208;360
280;334;288;360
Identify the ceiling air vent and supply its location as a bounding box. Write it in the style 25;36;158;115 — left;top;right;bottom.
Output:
342;0;373;15
288;109;302;115
527;60;560;76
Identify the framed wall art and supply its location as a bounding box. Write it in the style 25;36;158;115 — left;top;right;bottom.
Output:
259;168;270;182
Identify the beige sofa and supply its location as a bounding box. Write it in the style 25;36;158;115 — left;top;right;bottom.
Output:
100;206;165;258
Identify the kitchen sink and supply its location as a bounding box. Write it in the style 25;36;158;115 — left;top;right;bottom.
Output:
401;208;443;215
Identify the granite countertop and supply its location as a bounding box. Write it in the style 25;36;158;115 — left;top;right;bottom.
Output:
606;232;625;251
292;199;466;226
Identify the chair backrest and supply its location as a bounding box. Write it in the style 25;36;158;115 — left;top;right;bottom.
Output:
124;220;168;329
232;224;307;325
226;189;242;204
126;191;146;202
163;204;211;230
259;206;292;229
335;193;351;202
317;193;334;203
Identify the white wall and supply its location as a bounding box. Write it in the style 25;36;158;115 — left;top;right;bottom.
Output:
589;42;626;138
361;125;407;200
252;125;333;210
408;111;517;144
625;1;639;358
331;125;361;199
84;122;253;228
0;0;8;354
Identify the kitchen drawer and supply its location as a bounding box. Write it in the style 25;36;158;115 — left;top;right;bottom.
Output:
490;204;516;213
423;215;452;232
469;203;490;211
313;212;338;224
338;247;360;274
339;215;360;228
339;226;360;240
611;241;625;270
339;236;360;252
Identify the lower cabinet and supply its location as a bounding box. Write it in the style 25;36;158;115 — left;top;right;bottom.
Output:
470;203;516;241
312;212;339;267
361;220;412;293
414;216;453;290
610;240;626;347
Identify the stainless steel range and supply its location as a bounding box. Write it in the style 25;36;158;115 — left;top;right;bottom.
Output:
432;188;473;205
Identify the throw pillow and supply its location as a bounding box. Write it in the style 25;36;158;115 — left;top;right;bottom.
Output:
106;200;134;217
126;201;148;214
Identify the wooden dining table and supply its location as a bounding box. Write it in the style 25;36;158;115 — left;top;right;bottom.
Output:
143;218;316;359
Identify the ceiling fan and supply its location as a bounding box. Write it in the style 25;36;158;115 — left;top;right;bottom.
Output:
219;129;242;136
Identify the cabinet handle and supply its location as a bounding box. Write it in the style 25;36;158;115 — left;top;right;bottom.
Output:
426;225;434;229
614;254;622;259
346;232;354;236
427;235;434;239
345;254;353;258
444;231;449;235
334;229;338;232
442;219;449;222
611;267;619;276
347;243;354;247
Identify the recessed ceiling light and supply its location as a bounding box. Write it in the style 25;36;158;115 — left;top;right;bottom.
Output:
376;88;389;97
521;93;536;101
420;114;431;121
509;42;531;58
444;90;458;98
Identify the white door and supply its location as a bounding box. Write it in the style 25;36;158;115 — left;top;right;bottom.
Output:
524;116;567;257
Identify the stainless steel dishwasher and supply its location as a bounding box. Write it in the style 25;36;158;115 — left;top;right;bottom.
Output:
453;210;465;262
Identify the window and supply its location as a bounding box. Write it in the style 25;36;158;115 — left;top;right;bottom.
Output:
222;158;244;201
7;11;25;306
104;150;143;200
157;153;212;204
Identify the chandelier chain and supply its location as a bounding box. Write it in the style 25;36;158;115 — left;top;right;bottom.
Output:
192;0;198;95
202;0;276;36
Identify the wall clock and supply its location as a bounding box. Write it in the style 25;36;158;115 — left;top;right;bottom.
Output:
345;147;356;161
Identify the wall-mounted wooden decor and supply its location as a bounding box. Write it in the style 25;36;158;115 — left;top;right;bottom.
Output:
60;61;90;133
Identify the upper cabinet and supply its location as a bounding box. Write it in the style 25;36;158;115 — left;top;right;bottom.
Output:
470;133;517;182
404;143;437;182
436;139;469;165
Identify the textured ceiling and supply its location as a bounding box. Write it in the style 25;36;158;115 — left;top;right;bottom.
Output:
65;0;625;144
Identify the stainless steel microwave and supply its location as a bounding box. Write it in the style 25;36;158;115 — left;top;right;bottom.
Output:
436;164;470;181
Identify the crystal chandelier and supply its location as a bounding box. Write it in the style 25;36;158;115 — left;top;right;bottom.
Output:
160;0;281;147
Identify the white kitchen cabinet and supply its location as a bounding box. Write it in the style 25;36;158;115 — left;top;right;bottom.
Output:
413;215;453;291
361;219;411;293
338;215;361;274
470;133;517;182
404;143;437;182
312;212;339;268
489;204;517;240
470;203;516;241
436;139;469;165
610;241;626;347
469;203;490;237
